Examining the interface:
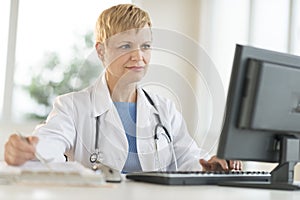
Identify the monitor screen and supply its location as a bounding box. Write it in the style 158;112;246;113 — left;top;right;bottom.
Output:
217;44;300;190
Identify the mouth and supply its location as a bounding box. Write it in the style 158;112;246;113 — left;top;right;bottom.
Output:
126;66;145;71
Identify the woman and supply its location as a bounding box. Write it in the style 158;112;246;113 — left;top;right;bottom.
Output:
4;4;241;173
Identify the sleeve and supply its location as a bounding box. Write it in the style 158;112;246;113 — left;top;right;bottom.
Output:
33;94;76;162
167;101;211;171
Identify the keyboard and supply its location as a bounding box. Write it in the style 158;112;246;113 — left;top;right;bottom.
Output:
126;171;271;185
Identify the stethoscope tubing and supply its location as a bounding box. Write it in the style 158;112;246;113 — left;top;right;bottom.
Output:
90;89;178;171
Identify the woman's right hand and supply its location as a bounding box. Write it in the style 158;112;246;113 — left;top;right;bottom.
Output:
4;133;39;166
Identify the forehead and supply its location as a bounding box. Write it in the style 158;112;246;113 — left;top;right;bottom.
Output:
106;27;152;45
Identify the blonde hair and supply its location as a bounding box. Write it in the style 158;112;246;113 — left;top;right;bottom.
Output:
95;4;152;44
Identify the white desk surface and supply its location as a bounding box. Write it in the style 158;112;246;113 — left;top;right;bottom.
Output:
1;178;299;200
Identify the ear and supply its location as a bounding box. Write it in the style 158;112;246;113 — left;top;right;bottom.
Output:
95;42;105;62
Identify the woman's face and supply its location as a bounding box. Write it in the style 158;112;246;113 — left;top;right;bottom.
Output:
100;27;152;85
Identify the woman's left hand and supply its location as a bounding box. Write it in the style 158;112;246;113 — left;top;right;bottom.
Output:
199;155;242;171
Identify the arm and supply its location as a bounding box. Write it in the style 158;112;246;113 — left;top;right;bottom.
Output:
167;101;208;171
33;94;77;162
5;93;77;165
167;100;242;171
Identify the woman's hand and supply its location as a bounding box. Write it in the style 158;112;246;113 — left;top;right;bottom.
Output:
199;155;242;171
4;133;39;166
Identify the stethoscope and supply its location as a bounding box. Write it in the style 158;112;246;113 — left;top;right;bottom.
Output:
89;89;178;171
143;90;178;171
89;115;101;164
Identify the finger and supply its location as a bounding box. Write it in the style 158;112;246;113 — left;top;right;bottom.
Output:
199;159;211;171
27;136;39;146
200;159;220;171
235;161;242;170
215;159;228;171
228;160;242;170
4;142;35;165
202;157;229;171
9;134;36;153
229;160;238;170
209;156;228;170
6;142;36;160
229;160;236;170
5;150;34;165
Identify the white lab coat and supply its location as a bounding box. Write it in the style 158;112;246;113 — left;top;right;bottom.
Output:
34;73;209;171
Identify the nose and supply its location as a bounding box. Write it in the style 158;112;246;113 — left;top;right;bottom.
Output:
130;48;143;61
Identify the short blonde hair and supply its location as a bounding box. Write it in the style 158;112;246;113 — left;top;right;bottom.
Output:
95;4;152;44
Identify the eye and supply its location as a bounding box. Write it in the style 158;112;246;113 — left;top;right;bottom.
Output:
141;44;151;50
119;44;131;49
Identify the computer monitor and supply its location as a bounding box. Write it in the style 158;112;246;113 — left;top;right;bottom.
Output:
217;44;300;190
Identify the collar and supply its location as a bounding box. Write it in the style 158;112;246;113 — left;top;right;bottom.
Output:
91;73;159;117
91;72;113;117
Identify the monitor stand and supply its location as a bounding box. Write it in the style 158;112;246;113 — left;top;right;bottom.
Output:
219;136;300;190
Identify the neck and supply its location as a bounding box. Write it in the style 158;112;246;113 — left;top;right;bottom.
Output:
106;73;137;102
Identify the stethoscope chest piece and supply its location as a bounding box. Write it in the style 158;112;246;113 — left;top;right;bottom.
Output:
90;152;98;163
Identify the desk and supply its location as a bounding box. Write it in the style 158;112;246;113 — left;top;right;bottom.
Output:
0;179;299;200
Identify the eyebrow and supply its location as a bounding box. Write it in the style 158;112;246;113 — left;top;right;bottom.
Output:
117;40;152;44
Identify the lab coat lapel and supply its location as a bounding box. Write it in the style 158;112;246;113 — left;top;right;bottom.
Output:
90;73;128;170
91;74;124;132
91;73;111;117
98;106;129;170
136;88;158;136
136;88;160;171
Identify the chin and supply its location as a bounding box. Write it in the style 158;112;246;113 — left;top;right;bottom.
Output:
127;70;146;79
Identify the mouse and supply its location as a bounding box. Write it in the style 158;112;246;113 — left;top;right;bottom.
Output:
92;163;122;183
